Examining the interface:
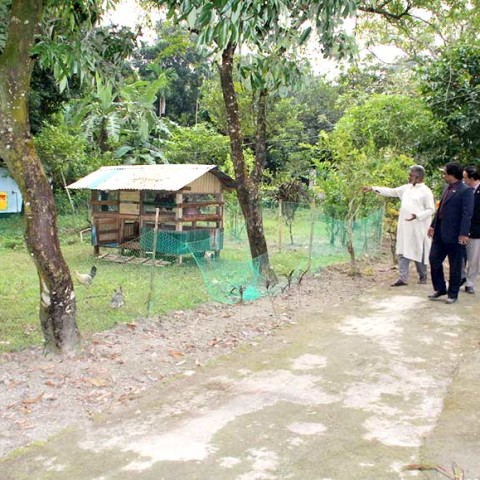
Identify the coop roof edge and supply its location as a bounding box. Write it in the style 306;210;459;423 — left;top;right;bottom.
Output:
67;164;236;191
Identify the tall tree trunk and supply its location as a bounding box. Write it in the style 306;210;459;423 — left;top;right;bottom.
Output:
0;0;80;353
218;44;272;277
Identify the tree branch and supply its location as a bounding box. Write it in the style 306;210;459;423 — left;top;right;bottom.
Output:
359;0;413;20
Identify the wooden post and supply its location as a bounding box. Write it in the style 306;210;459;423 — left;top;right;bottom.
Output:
176;193;184;264
61;170;76;213
308;198;316;270
278;199;283;252
147;208;160;317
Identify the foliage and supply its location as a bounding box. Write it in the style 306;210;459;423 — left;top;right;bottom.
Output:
314;94;441;269
318;147;410;270
200;75;339;176
331;93;447;166
151;0;358;56
29;64;83;135
318;93;444;221
33;13;138;92
64;73;172;161
266;97;310;173
34;124;95;189
163;122;231;166
275;179;311;244
336;63;417;109
0;0;11;52
289;75;343;139
199;76;256;137
131;20;212;125
357;0;480;63
419;41;480;163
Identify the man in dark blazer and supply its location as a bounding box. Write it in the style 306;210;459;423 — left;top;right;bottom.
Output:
428;162;474;304
463;165;480;293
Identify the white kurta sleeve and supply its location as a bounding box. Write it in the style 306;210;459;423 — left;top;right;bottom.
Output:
372;185;406;198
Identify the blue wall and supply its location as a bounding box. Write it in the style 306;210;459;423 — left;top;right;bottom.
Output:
0;167;23;215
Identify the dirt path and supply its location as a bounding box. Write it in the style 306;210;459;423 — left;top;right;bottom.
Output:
2;254;480;479
0;259;391;458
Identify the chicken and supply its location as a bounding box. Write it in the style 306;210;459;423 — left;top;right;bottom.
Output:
74;266;97;287
110;286;125;309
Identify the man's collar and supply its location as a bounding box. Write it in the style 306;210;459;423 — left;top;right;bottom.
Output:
450;179;463;187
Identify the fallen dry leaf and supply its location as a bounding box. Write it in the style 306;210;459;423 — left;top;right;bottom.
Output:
168;350;184;358
84;377;109;387
22;392;44;405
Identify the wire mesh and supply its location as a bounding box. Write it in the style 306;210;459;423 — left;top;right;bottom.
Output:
0;203;384;351
74;203;383;322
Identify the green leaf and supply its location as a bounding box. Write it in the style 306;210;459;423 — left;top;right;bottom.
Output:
186;6;198;29
114;145;133;158
199;3;214;25
299;26;312;45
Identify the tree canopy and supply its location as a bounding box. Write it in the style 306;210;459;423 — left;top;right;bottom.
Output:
419;41;480;163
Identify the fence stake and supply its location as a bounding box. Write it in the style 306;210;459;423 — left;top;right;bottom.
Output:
308;199;316;269
147;208;160;317
278;199;283;252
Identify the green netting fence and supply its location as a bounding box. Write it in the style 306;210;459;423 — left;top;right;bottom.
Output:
91;202;384;310
0;201;385;351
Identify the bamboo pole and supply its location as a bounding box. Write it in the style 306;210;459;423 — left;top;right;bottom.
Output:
308;198;316;270
147;208;160;317
278;199;283;252
61;170;76;213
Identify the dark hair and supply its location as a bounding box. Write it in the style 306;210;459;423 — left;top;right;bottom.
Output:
464;165;480;181
445;162;464;180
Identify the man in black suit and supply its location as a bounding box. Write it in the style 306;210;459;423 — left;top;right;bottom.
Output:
428;162;474;304
463;165;480;294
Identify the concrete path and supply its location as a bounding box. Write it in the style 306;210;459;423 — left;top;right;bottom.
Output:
2;284;480;479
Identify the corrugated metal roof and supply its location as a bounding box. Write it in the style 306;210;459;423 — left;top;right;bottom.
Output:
67;164;236;191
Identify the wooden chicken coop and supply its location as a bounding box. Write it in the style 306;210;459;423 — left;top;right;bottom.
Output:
67;164;236;258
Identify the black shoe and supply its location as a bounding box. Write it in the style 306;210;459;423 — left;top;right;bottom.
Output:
445;297;458;304
418;277;428;285
391;280;408;287
460;278;466;286
428;290;448;300
465;286;475;294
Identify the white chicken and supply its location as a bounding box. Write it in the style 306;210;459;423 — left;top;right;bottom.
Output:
74;266;97;287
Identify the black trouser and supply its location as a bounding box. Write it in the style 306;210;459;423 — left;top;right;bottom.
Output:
429;235;465;298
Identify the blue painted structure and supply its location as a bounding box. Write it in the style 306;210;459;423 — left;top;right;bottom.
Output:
0;167;23;215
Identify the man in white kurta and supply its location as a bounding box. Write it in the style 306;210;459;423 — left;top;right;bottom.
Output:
365;165;436;286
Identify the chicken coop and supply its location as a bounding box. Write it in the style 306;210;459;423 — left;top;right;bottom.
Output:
67;164;236;259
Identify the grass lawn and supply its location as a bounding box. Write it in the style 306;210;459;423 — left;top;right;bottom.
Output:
0;207;377;353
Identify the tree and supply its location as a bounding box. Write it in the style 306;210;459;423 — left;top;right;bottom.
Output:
29;64;81;135
163;123;230;166
131;20;212;125
419;41;480;163
34;123;96;193
148;0;359;276
274;179;311;245
0;0;135;353
0;0;79;353
65;72;172;159
357;0;480;63
317;93;447;269
332;93;447;165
